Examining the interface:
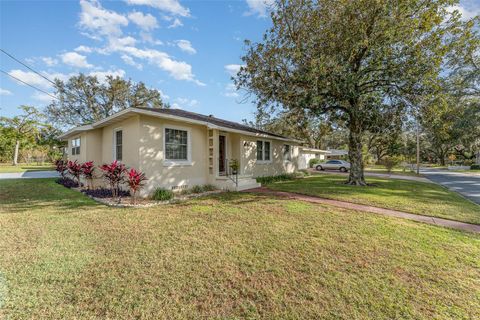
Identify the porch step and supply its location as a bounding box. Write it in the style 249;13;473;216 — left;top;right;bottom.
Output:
215;176;261;191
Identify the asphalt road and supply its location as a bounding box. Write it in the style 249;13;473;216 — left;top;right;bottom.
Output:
420;168;480;205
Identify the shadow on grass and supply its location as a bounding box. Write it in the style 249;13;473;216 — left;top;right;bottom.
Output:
0;178;100;214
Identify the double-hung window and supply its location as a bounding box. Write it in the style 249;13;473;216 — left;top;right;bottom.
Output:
71;137;80;155
283;144;291;161
256;140;271;162
165;128;189;163
114;129;123;161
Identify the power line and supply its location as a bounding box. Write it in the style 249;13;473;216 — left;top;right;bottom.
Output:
0;69;58;100
0;48;57;86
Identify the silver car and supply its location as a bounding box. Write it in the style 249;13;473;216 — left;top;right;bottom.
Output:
316;160;351;172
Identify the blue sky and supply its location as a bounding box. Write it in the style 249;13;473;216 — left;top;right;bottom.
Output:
1;0;479;124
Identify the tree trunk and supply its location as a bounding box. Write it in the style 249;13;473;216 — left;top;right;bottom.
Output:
347;119;367;186
13;140;20;166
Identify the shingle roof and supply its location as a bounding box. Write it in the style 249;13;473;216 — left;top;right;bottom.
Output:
135;107;289;139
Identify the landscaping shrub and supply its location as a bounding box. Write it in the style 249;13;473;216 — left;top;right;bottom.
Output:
382;156;402;173
471;164;480;170
299;169;311;176
55;159;68;179
256;174;295;184
202;184;217;191
126;168;148;204
82;188;130;198
100;160;126;200
67;160;82;185
56;177;80;188
191;185;205;193
81;161;95;189
309;158;320;168
151;188;174;201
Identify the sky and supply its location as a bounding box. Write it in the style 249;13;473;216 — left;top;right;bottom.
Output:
1;0;479;125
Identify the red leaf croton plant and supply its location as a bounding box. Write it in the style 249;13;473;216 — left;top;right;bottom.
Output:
100;160;127;201
67;160;82;187
126;168;148;204
81;161;95;190
55;159;68;180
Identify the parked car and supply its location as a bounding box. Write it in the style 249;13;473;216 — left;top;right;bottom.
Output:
316;160;351;172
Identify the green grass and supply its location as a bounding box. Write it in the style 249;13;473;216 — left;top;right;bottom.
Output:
267;174;480;225
364;166;421;177
0;163;55;173
0;179;479;319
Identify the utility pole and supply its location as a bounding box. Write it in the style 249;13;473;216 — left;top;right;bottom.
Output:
416;118;420;175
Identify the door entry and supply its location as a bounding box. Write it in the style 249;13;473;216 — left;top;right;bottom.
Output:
219;135;226;175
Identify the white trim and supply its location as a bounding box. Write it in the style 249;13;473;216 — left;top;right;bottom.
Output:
163;124;192;166
255;139;272;164
113;127;123;161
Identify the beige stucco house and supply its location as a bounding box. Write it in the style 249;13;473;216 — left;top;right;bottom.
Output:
59;107;302;194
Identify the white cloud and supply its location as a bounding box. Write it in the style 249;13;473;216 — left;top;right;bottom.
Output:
245;0;275;17
32;92;56;103
126;0;190;17
121;54;143;70
128;11;158;31
79;0;129;38
158;89;169;100
75;45;93;53
167;17;183;28
41;57;58;67
447;4;480;21
175;40;196;54
88;69;126;83
224;64;243;76
224;83;239;98
60;52;94;68
171;97;198;109
120;46;205;85
8;70;59;89
0;88;12;96
140;31;163;45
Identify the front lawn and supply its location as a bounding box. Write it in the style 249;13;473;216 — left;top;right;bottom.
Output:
0;163;55;173
267;174;480;225
0;179;479;319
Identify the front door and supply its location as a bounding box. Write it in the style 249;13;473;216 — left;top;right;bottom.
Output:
218;135;226;175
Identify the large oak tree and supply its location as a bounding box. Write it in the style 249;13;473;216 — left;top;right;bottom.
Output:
236;0;477;185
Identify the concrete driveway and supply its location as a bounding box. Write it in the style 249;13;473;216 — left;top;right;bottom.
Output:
0;171;59;180
420;168;480;205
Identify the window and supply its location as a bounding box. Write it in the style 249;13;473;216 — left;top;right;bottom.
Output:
114;129;123;161
165;128;188;161
71;138;80;155
256;140;271;162
283;144;291;161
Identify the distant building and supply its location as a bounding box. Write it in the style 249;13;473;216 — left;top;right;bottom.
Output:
325;149;348;160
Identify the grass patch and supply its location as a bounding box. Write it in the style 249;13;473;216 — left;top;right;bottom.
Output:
0;163;55;173
0;179;479;319
266;174;480;225
365;166;421;177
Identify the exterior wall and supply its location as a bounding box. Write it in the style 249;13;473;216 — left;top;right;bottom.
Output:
240;136;299;177
299;152;326;169
100;116;140;168
67;134;86;163
138;115;209;195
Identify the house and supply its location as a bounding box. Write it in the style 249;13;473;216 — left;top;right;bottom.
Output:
325;149;349;160
298;147;330;169
59;107;302;194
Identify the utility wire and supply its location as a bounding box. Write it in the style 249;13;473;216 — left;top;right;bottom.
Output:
0;48;57;86
0;69;58;100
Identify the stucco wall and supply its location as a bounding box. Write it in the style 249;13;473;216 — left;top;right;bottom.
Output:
240;136;299;177
101;115;140;168
67;134;86;163
138;115;209;195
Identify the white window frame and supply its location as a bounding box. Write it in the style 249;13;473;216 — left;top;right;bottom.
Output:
256;140;272;163
283;144;292;162
113;127;123;161
163;125;192;166
71;137;81;156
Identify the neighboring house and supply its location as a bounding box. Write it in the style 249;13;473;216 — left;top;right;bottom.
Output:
325;149;349;160
298;147;330;169
59;107;302;194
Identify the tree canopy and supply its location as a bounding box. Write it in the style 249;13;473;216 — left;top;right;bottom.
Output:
236;0;478;185
46;74;166;128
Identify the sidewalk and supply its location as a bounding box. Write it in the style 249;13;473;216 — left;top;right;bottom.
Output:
0;171;59;179
245;187;480;234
